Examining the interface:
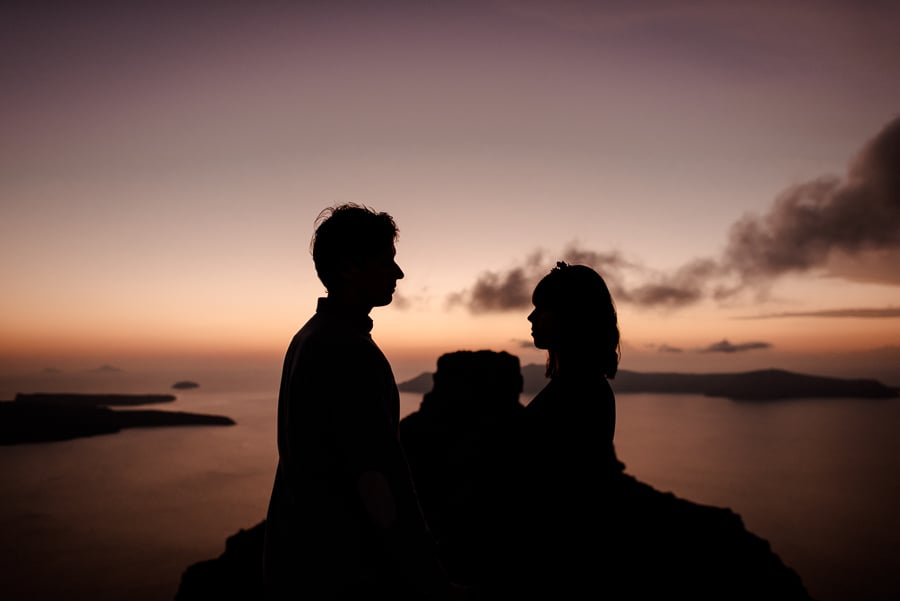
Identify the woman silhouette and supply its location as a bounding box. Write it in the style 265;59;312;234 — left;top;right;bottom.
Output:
463;262;627;597
458;263;812;599
523;261;623;477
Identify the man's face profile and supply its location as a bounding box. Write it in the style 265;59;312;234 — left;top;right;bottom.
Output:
352;244;404;308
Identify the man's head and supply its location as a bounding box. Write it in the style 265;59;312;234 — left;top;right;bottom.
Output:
311;203;404;308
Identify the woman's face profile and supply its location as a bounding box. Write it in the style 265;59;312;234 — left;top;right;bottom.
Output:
528;304;560;350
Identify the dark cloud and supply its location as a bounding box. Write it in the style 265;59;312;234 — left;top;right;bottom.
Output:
446;268;531;313
657;344;684;353
448;247;634;313
391;291;412;310
720;115;900;289
465;266;533;312
448;244;716;312
699;339;772;353
825;248;900;286
616;258;721;308
740;307;900;319
624;283;703;307
448;116;900;314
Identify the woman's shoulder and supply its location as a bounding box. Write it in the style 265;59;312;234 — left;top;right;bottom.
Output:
557;373;614;399
528;374;613;402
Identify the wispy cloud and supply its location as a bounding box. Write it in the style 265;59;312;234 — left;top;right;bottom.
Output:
391;291;413;310
657;344;684;353
740;307;900;319
616;259;720;309
699;339;772;353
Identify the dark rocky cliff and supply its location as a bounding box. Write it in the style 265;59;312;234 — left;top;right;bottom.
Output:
177;350;815;600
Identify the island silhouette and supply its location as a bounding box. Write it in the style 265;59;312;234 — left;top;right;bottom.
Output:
173;381;201;390
1;392;235;445
399;364;899;400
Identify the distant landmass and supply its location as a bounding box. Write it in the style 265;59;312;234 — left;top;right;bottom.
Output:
88;364;124;373
398;365;899;401
15;392;176;406
172;381;200;390
1;392;235;445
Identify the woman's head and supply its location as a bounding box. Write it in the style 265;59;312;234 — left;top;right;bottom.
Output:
528;262;620;379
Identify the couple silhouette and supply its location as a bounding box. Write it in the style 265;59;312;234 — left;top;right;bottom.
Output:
259;203;814;601
261;204;622;600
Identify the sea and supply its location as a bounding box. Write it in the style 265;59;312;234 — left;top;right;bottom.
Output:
1;369;898;601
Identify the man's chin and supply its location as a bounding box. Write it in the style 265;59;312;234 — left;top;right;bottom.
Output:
372;294;394;307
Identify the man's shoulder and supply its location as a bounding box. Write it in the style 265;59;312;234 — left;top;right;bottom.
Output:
288;312;371;355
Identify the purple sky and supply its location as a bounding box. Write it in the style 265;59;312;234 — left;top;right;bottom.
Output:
2;1;899;382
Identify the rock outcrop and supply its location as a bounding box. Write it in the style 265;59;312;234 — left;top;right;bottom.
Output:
177;349;815;600
176;522;266;601
399;350;526;536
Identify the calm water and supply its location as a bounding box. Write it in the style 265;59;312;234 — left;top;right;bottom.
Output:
1;373;898;601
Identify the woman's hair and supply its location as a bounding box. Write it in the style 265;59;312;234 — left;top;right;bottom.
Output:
311;203;399;291
532;261;621;379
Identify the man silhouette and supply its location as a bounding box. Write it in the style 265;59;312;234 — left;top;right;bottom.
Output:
263;204;461;600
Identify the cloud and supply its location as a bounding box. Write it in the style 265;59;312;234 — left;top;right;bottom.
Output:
467;267;533;312
447;267;532;313
720;115;900;290
616;258;720;309
657;344;684;353
825;248;900;286
448;244;719;312
699;339;772;353
391;291;412;310
448;115;900;314
448;247;634;313
740;307;900;319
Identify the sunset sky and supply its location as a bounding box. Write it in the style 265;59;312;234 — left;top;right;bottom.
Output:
2;1;899;385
